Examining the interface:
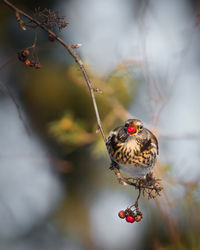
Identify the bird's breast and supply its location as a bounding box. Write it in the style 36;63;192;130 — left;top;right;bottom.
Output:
110;137;157;168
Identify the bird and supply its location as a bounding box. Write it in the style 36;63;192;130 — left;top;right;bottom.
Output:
106;119;158;183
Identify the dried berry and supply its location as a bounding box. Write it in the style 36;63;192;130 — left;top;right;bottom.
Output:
126;216;135;223
18;52;26;62
135;215;142;222
21;49;30;57
118;210;125;219
34;62;41;69
24;59;31;67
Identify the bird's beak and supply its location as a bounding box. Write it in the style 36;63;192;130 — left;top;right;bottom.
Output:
128;122;137;136
132;122;138;133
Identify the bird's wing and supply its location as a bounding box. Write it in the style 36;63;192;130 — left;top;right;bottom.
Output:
145;128;159;155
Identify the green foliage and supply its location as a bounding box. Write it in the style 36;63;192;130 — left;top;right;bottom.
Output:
48;114;94;152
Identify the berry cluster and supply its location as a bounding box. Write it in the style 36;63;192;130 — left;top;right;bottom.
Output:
118;208;142;223
17;49;41;69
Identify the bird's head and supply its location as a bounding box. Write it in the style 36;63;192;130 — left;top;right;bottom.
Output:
124;119;144;136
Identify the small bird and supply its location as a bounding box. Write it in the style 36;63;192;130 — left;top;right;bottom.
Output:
106;119;158;181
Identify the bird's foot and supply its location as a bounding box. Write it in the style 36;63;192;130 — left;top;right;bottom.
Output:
109;161;119;170
117;177;128;186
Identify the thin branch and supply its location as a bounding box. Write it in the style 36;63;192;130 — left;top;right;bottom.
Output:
3;0;107;143
130;188;141;211
112;166;162;195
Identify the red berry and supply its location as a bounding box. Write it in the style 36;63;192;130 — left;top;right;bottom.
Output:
118;210;125;219
24;59;31;67
21;49;29;57
126;216;135;223
127;126;136;135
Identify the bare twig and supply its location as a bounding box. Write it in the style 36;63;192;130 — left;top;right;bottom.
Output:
132;188;141;210
3;0;107;143
15;11;26;30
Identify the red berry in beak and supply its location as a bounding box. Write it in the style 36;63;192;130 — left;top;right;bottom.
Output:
126;216;135;223
127;126;136;135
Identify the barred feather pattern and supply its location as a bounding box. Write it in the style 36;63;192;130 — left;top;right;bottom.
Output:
106;126;158;177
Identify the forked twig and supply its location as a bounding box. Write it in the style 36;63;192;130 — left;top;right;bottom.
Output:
112;165;162;199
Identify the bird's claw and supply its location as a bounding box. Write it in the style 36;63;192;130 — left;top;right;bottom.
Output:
118;177;128;186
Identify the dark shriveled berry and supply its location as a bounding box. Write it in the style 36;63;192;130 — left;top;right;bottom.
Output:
21;49;30;57
18;52;26;62
34;62;41;69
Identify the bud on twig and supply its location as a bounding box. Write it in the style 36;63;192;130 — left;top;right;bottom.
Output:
93;88;102;93
15;11;26;30
71;43;82;49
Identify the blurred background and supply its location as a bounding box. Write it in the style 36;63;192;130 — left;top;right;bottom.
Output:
0;0;200;249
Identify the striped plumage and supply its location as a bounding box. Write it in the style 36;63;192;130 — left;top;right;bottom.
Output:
106;119;158;178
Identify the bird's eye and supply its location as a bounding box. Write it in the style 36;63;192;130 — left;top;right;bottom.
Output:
139;125;143;130
125;123;129;127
